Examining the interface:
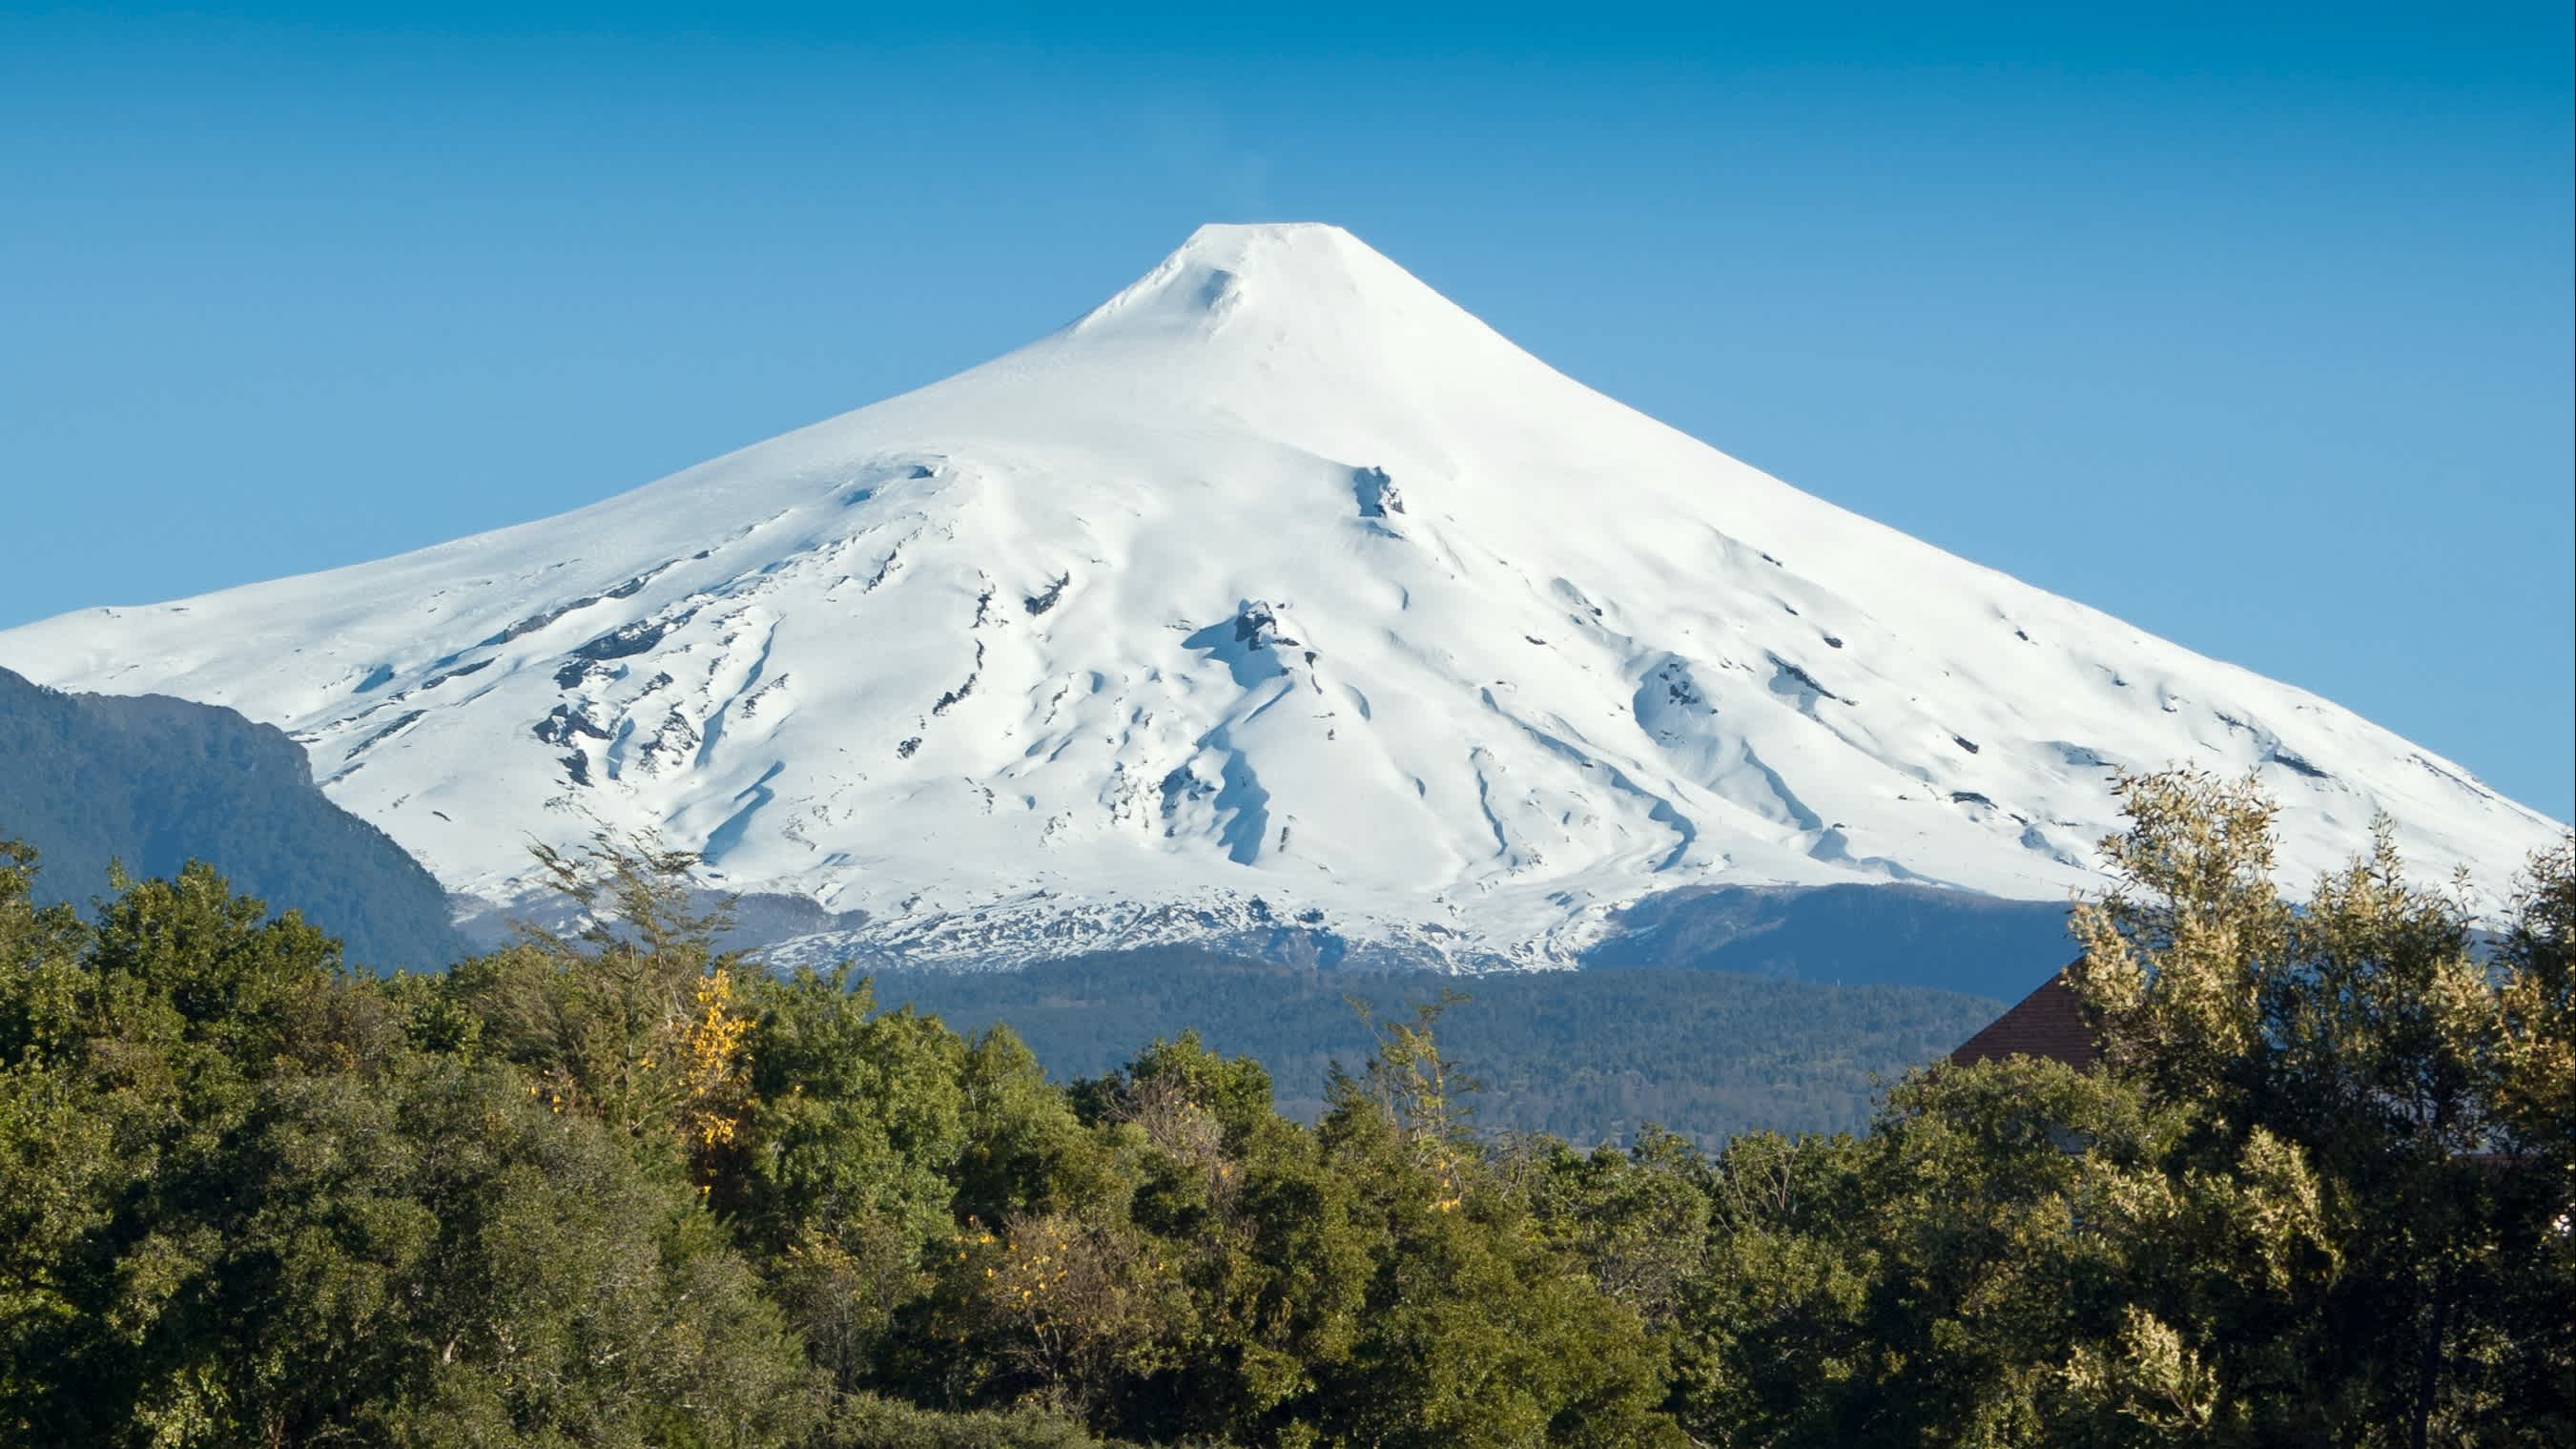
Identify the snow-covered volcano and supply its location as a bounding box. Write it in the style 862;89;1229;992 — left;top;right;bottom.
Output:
3;224;2560;967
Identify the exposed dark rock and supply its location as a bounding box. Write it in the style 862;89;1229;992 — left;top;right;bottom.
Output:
1652;659;1704;709
531;703;611;746
344;710;425;762
1024;573;1070;615
1159;764;1214;822
1352;465;1404;518
1234;600;1283;649
1766;654;1843;704
418;658;492;692
896;736;922;758
933;642;985;715
862;547;903;592
486;563;673;646
604;563;671;600
1184;599;1308;681
488;595;598;647
2267;748;2331;780
570;618;670;662
737;673;791;721
631;710;702;776
2411;755;2488;796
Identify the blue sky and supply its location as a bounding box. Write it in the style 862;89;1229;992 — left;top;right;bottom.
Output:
3;3;2569;822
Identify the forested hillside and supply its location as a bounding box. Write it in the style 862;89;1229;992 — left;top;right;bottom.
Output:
1582;880;2077;1002
0;666;467;968
2;771;2569;1446
876;952;2001;1142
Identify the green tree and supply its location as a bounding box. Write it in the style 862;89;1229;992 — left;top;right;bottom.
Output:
2072;772;2575;1444
954;1024;1114;1226
2483;842;2576;1441
1077;1032;1377;1443
1516;1126;1713;1330
1666;1127;1873;1444
733;967;970;1393
0;846;818;1447
1667;776;2574;1446
1310;1024;1683;1448
444;832;753;1170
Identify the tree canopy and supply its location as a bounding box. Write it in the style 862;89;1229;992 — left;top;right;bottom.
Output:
2;773;2569;1446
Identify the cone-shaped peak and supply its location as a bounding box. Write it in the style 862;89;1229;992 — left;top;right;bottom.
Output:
1071;221;1486;344
5;218;2560;977
1059;220;1534;397
1164;220;1380;272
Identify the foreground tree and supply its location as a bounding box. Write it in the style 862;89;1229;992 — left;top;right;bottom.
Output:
1664;774;2573;1446
0;846;818;1447
2071;772;2575;1444
5;774;2566;1446
444;831;756;1172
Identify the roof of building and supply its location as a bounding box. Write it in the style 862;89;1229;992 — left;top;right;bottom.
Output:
1949;964;2100;1070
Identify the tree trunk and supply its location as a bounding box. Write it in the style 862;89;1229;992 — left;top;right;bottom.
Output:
2408;1252;2454;1449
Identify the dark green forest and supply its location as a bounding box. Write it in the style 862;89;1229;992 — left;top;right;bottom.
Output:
876;953;2000;1142
0;666;468;969
2;771;2569;1446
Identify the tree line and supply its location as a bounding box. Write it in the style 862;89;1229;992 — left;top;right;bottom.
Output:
872;950;2001;1144
1;771;2568;1446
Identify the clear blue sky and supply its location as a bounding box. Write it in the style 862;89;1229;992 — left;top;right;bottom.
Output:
3;3;2569;822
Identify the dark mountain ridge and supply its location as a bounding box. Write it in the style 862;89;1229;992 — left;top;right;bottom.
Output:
0;665;468;968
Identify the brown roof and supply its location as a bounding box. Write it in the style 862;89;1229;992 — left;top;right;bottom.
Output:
1949;964;2100;1070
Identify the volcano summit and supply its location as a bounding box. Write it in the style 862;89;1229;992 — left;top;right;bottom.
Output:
3;224;2561;968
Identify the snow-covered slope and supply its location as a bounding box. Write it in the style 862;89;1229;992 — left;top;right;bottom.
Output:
3;224;2560;967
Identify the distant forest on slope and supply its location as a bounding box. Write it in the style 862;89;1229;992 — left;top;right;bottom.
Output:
0;666;468;968
874;951;2002;1144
